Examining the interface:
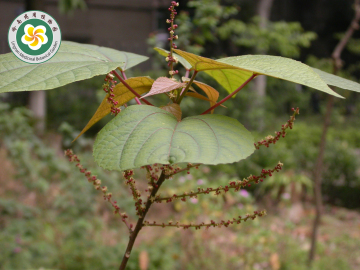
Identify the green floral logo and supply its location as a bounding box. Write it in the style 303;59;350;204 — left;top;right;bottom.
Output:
8;11;61;64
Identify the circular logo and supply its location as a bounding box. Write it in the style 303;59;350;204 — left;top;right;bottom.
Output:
8;11;61;64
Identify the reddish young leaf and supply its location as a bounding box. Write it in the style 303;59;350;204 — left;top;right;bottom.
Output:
140;77;186;99
160;103;182;121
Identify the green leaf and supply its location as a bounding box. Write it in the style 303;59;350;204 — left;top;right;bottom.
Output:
217;55;343;98
172;49;254;93
173;49;344;98
173;49;238;71
203;69;253;94
312;68;360;93
93;105;254;171
154;47;192;70
79;42;148;71
0;41;148;93
74;76;153;141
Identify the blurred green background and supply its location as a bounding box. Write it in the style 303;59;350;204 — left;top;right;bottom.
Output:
1;0;360;269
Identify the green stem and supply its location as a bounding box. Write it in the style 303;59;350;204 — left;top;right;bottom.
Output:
176;70;198;104
175;69;190;102
201;74;257;115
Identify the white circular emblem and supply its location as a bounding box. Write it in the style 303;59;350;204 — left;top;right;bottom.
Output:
8;10;61;64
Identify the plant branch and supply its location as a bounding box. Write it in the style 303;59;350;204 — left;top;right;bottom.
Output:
168;163;201;176
166;1;180;78
120;70;142;105
184;69;190;78
64;149;132;231
176;70;198;104
176;69;191;102
143;210;266;230
113;69;153;106
201;73;257;115
308;0;360;265
332;0;360;72
119;171;167;270
123;170;145;216
155;161;283;203
254;108;299;149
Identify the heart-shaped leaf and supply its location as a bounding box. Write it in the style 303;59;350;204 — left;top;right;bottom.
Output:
93;105;254;171
141;77;186;99
0;41;148;93
173;49;344;98
74;77;153;141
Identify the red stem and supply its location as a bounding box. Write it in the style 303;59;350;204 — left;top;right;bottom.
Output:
113;70;153;106
120;70;141;105
201;74;257;115
118;172;167;270
134;98;141;105
108;198;132;232
184;69;190;78
120;70;127;80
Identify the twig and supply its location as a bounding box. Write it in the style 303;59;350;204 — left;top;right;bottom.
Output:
168;163;201;176
184;69;190;78
120;70;141;105
155;161;283;203
64;149;132;231
112;70;153;106
254;108;299;149
332;0;360;72
176;70;198;103
123;170;145;216
308;0;360;265
119;172;167;270
143;210;267;230
201;74;257;115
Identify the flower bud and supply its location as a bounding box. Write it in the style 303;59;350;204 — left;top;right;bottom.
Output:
94;179;101;186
